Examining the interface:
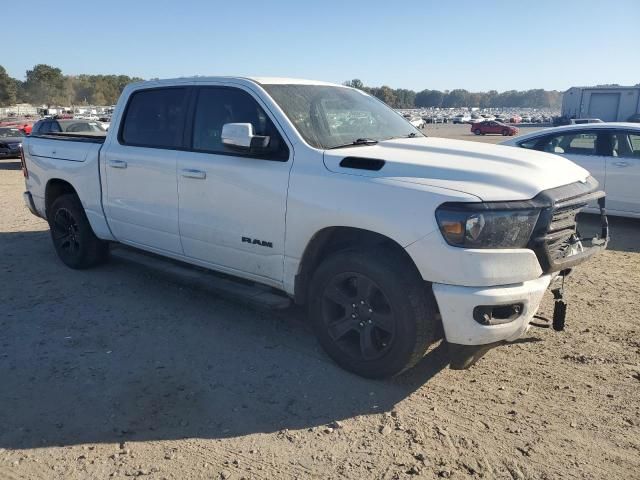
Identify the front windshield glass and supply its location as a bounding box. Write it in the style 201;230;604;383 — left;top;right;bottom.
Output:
0;128;25;138
263;85;422;149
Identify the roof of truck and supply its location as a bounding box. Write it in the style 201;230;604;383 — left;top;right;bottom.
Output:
247;77;339;86
128;76;342;88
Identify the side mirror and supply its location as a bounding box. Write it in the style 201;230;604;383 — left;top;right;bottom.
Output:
221;123;270;151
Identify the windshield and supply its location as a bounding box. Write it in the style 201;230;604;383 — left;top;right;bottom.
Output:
0;128;25;138
263;84;422;149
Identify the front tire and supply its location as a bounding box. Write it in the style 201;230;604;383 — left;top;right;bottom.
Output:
502;129;509;136
473;129;481;135
308;248;438;378
48;194;109;269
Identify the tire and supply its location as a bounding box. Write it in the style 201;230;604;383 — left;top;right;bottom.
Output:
473;129;481;135
48;193;109;269
308;248;438;378
502;129;509;136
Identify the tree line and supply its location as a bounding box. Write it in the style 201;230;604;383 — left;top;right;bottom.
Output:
0;65;564;110
343;79;563;109
0;64;143;108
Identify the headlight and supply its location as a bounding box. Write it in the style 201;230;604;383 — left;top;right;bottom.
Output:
436;203;540;248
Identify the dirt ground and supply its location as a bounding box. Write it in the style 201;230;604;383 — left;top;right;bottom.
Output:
1;127;639;479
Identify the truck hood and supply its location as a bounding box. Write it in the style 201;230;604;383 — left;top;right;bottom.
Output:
323;137;591;201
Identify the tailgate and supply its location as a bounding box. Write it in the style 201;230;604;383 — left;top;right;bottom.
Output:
27;135;104;162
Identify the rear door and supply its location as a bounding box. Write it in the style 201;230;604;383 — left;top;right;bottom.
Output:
102;87;189;253
607;131;640;213
176;85;292;283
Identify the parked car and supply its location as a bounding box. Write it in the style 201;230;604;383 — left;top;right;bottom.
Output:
553;116;603;126
452;114;471;124
22;77;608;378
31;119;107;135
0;119;33;135
409;117;426;129
0;127;25;158
571;118;603;125
502;123;640;217
472;121;518;136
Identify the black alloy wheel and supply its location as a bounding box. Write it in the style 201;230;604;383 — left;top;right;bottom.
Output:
48;193;109;269
321;272;395;361
52;207;81;257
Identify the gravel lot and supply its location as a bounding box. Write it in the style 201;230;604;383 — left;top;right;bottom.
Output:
1;127;639;479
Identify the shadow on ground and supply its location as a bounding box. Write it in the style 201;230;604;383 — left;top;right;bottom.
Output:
2;211;638;450
0;230;450;450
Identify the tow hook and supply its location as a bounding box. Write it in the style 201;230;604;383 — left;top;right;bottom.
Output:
552;269;572;331
551;285;567;331
531;270;569;330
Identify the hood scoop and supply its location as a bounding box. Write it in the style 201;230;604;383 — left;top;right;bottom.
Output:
339;156;385;171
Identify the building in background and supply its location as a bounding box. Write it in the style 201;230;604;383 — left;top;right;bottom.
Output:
562;86;640;122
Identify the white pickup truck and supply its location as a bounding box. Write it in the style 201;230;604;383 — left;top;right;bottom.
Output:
21;77;609;378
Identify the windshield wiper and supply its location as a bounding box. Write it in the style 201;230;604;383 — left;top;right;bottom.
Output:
328;138;379;149
383;133;424;141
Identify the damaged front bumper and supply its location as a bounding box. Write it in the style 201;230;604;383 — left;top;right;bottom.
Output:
436;184;610;369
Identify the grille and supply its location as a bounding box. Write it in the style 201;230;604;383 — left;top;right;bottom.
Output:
545;199;588;262
527;178;607;273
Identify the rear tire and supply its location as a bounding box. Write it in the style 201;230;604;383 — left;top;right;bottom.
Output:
308;248;437;378
48;194;109;269
473;129;481;135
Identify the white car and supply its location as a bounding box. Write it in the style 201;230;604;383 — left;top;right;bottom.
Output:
21;77;607;378
452;114;471;124
409;117;425;129
502;123;640;218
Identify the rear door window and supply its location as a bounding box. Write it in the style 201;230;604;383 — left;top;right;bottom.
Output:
613;132;640;158
630;134;640;156
120;88;188;148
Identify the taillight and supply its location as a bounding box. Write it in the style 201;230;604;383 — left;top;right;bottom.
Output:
19;144;28;179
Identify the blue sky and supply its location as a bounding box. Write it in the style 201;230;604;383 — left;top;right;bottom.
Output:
4;0;639;92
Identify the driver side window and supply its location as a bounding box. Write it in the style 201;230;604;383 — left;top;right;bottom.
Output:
528;131;599;155
191;87;288;161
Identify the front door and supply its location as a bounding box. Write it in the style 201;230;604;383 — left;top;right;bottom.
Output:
177;85;292;283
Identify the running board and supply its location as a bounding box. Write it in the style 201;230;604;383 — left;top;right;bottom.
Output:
110;247;292;310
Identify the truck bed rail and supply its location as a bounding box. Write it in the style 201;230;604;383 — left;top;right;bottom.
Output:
29;132;107;143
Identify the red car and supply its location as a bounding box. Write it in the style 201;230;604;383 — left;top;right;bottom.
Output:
0;120;33;135
471;120;518;136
